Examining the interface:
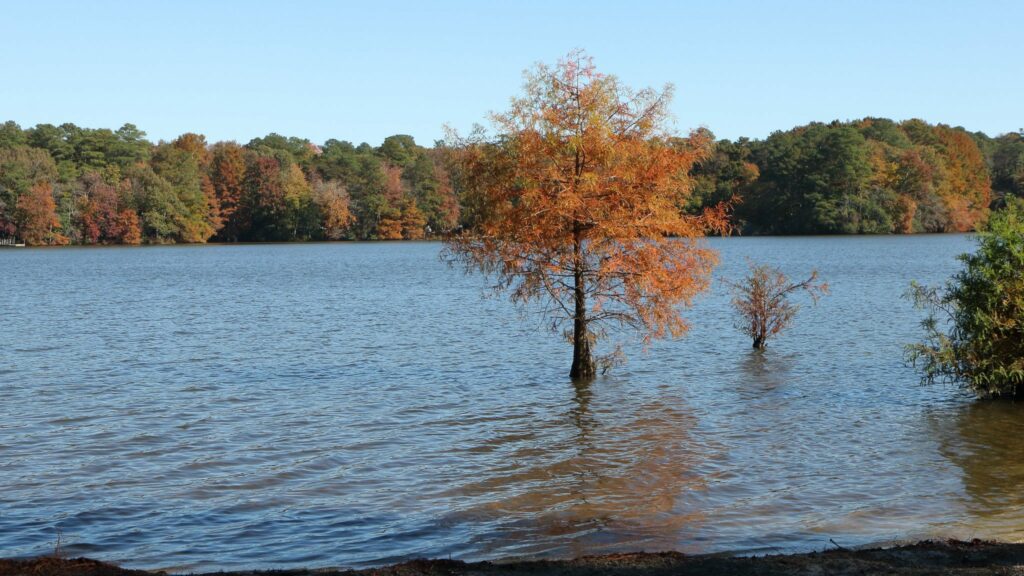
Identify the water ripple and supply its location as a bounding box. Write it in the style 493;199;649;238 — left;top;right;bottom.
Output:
1;238;1022;571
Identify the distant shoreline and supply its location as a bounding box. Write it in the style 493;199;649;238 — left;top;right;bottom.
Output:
4;539;1024;576
0;231;978;250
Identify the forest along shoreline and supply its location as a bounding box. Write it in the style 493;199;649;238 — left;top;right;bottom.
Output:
4;540;1024;576
1;119;1021;248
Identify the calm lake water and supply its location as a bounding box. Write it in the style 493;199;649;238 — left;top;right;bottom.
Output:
2;236;1022;571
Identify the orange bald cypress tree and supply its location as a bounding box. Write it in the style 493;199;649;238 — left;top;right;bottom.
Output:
444;51;728;380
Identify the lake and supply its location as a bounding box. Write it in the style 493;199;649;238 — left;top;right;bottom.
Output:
1;236;1022;572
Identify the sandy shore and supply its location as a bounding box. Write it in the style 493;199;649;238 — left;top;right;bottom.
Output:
4;539;1024;576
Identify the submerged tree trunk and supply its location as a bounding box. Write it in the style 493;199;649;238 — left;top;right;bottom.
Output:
753;314;767;349
570;283;595;379
570;229;595;380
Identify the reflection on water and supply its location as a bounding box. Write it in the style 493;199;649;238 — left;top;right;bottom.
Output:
932;400;1024;540
2;235;1022;570
738;350;796;395
446;379;707;560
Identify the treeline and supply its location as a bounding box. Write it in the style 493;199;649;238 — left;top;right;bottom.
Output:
1;118;1022;245
0;121;458;245
691;118;1024;234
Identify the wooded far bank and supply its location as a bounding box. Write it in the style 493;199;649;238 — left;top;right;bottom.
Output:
0;118;1021;246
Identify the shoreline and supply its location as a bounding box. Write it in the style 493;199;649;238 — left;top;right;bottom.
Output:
0;232;977;249
4;539;1024;576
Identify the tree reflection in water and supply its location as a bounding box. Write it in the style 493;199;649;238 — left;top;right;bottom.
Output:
446;377;710;559
737;350;796;398
933;400;1024;541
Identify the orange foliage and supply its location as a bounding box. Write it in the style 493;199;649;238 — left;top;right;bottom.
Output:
432;158;460;232
199;174;222;235
79;174;140;244
377;215;403;240
117;209;142;244
401;202;426;239
382;163;405;204
15;181;66;245
173;133;211;168
895;196;917;234
933;126;991;232
445;51;728;378
211;142;247;240
725;263;828;349
313;180;354;240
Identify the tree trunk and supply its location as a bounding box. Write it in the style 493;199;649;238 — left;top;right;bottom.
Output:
569;229;595;380
570;293;595;379
753;335;766;349
570;315;595;380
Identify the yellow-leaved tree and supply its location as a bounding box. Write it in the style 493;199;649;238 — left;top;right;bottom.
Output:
444;51;728;380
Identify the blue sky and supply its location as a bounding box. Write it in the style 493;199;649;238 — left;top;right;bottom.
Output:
1;0;1020;146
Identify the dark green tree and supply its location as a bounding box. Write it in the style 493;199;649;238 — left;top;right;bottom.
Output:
378;134;417;166
124;164;187;242
315;139;359;182
688;134;758;219
0;121;26;148
348;154;387;239
743;124;872;233
151;143;216;242
990;132;1024;203
242;155;288;241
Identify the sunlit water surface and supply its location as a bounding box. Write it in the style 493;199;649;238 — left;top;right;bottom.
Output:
2;236;1022;571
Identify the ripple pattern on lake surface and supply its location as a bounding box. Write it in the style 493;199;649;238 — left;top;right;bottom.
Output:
1;237;1022;571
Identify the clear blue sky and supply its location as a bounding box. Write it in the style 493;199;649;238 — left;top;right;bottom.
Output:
2;0;1020;146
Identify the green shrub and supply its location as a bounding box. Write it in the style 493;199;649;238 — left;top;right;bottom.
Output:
907;199;1024;397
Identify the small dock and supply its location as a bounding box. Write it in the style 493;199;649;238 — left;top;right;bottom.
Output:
0;237;26;247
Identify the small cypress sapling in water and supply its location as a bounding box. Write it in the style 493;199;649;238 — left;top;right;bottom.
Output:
725;263;828;349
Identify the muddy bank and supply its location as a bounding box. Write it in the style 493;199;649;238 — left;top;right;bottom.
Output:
4;540;1024;576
